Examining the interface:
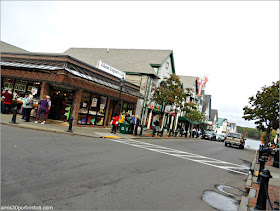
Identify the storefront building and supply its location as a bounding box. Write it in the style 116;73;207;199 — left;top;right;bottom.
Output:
1;52;142;126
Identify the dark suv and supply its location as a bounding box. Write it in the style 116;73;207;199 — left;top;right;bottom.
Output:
201;131;215;141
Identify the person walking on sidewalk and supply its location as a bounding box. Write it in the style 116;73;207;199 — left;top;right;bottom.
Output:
24;95;33;122
118;112;124;131
35;96;49;124
45;95;51;121
1;88;13;114
134;115;140;136
21;93;29;119
111;113;119;134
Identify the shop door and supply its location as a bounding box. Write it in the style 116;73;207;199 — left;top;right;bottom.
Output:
106;100;118;126
48;87;74;121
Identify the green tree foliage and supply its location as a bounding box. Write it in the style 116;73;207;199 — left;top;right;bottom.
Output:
236;126;263;140
152;74;196;111
185;109;206;124
243;81;279;146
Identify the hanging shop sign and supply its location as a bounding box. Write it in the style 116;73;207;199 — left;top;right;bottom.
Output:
165;105;171;113
97;60;125;80
154;103;162;112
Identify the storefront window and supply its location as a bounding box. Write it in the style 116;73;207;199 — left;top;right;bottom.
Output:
1;78;41;104
13;80;28;100
26;81;41;103
122;102;134;116
2;78;15;93
78;91;107;126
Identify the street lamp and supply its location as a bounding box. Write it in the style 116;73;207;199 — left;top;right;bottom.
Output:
117;76;124;115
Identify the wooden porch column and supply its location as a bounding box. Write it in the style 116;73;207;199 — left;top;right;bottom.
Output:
72;89;82;126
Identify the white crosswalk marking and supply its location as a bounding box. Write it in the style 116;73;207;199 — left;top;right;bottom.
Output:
107;138;249;175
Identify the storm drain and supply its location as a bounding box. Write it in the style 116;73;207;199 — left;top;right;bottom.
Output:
202;190;239;211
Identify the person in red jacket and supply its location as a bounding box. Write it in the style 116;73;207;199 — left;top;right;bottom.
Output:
1;88;13;114
111;113;119;134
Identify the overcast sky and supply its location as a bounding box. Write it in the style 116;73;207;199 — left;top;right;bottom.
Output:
1;1;279;128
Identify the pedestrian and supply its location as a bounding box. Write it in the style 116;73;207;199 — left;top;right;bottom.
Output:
24;95;33;122
192;128;197;138
111;113;119;134
1;88;13;114
134;115;140;136
35;95;49;124
45;95;51;121
152;114;159;127
118;112;124;131
21;93;29;119
125;111;130;123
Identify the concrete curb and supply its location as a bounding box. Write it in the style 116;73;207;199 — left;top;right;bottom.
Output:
239;149;258;211
1;122;190;140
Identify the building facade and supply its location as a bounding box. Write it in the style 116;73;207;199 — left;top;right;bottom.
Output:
1;43;142;127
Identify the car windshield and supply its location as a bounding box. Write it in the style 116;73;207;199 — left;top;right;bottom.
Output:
228;133;241;139
205;131;214;135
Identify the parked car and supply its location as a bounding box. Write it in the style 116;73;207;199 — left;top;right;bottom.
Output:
201;131;215;141
216;134;226;142
225;132;245;149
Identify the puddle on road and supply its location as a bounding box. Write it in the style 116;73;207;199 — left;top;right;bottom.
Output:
216;185;244;197
202;190;239;211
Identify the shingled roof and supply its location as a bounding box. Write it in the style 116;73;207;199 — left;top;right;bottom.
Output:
178;75;198;91
1;41;29;53
63;48;174;77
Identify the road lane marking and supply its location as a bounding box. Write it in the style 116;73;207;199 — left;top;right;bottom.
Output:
107;138;249;175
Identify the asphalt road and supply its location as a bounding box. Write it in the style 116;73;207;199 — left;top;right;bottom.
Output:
1;125;256;210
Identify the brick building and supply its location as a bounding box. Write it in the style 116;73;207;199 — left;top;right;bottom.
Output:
1;41;142;126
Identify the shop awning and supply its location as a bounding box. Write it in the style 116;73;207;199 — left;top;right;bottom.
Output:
178;116;204;125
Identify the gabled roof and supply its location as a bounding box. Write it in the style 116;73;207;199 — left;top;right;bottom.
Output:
217;118;227;126
210;109;218;121
202;94;211;113
0;41;29;53
178;75;198;90
63;48;174;77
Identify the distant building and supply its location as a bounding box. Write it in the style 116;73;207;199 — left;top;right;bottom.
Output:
216;118;228;134
227;122;237;133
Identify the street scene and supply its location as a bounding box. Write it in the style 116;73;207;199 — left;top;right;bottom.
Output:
1;1;279;211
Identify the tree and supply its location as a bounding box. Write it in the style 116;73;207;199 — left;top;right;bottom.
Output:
152;73;196;112
243;81;279;147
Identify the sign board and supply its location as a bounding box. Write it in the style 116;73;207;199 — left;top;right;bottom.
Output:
31;87;38;95
97;60;125;80
197;76;208;97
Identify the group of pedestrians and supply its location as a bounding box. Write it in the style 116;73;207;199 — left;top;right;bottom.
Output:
1;88;52;124
111;112;140;135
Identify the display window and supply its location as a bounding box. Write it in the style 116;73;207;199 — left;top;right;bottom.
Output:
122;102;134;116
2;78;15;92
1;78;41;105
13;80;28;101
77;91;107;126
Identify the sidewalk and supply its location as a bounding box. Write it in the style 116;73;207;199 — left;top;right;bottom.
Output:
239;150;280;210
0;113;187;140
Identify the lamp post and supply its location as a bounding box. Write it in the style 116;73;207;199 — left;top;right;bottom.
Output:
117;77;124;115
